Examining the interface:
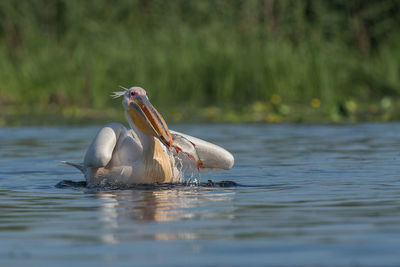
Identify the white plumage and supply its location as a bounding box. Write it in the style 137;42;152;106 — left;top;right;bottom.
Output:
66;87;234;187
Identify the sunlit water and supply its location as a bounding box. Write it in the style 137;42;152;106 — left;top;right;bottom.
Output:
1;123;400;266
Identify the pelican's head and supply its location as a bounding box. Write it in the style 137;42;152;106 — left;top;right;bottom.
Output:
114;86;173;147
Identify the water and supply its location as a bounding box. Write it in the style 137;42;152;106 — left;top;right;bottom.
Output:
1;123;400;266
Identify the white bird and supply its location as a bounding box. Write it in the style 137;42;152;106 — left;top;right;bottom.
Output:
65;87;234;187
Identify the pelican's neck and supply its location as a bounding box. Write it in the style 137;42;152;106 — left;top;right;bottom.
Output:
125;111;154;151
125;111;174;182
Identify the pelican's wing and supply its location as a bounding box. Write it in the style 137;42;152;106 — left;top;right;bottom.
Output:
170;130;234;171
84;123;126;168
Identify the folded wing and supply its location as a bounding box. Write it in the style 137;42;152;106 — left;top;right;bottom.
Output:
84;123;126;168
170;130;234;171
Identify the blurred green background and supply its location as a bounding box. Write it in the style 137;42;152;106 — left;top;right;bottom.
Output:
1;0;400;125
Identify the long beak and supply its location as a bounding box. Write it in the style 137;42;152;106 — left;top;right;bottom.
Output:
127;95;173;147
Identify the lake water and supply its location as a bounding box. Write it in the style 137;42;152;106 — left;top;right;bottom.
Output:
1;123;400;266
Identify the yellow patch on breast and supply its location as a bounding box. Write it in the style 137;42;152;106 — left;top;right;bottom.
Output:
143;137;174;183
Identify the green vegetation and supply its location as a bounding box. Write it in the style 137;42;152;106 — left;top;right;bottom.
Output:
1;0;400;125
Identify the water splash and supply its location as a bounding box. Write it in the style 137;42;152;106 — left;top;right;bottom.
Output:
168;147;201;185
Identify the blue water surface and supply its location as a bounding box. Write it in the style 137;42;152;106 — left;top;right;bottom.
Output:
1;123;400;266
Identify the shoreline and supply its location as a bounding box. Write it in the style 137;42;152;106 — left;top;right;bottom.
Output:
1;101;399;126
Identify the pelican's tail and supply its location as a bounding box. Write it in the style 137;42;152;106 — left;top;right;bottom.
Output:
61;161;85;173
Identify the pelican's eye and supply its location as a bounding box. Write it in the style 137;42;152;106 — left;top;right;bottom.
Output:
130;90;136;97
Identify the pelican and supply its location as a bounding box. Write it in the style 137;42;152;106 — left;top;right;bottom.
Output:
65;86;234;187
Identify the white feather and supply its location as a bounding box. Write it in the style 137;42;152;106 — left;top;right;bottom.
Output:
111;86;129;99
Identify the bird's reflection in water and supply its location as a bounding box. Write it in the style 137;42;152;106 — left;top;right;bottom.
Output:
96;192;119;244
93;187;235;242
